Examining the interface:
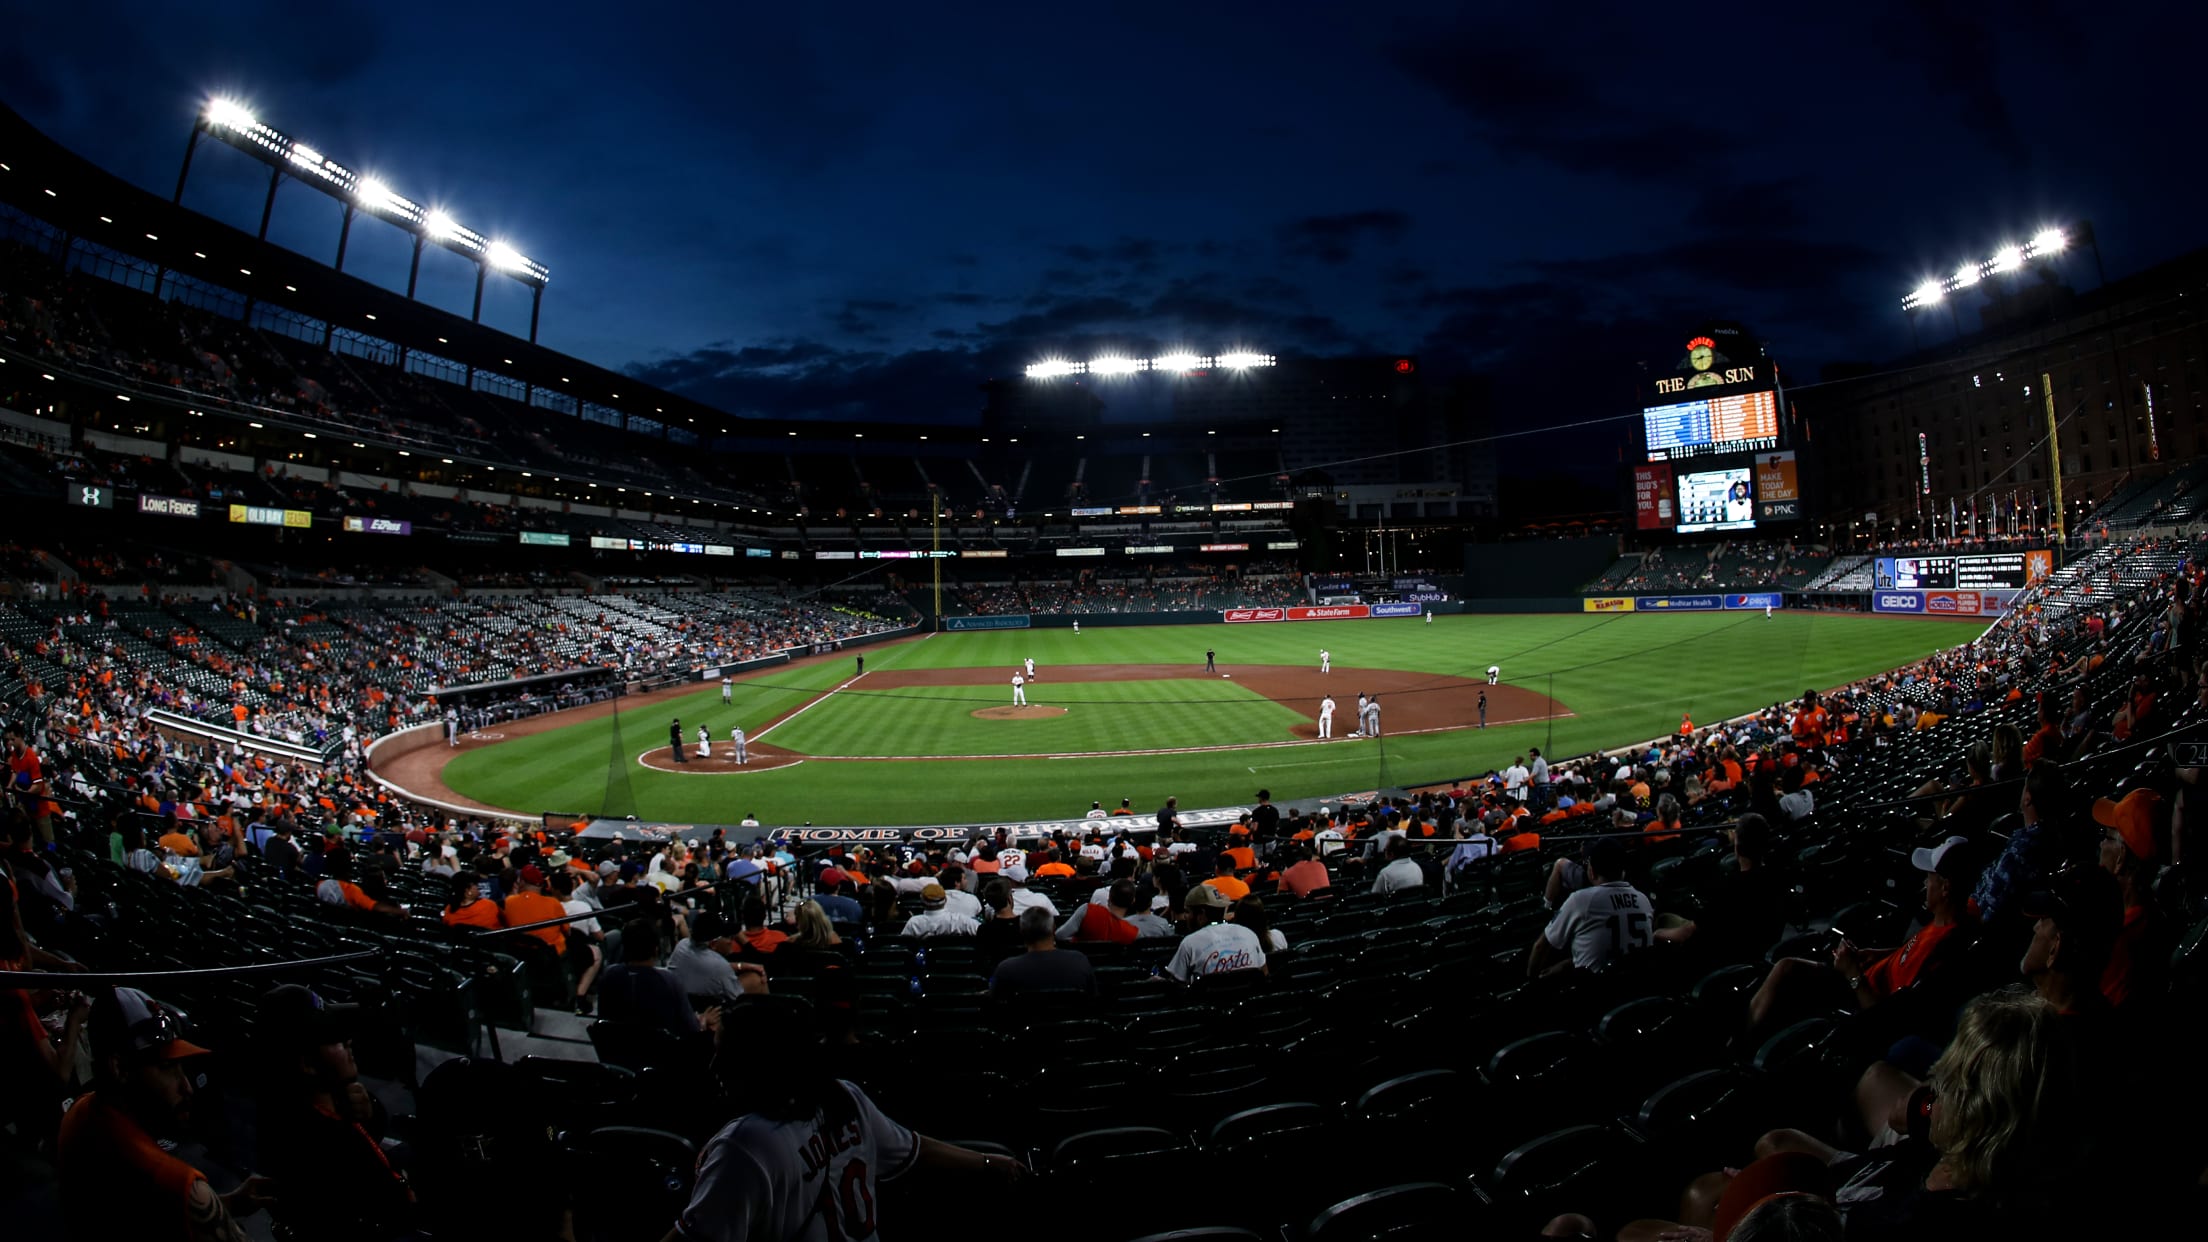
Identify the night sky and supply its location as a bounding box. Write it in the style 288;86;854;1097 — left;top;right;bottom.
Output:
6;2;2202;438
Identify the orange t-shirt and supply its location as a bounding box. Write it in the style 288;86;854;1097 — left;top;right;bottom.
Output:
1036;862;1076;878
1204;875;1252;901
157;831;200;858
443;899;503;930
1865;920;1961;995
1224;845;1257;871
58;1091;208;1237
502;892;568;955
744;928;789;954
1500;831;1541;854
1644;817;1681;845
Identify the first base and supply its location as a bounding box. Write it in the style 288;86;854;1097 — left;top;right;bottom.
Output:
1221;674;1231;678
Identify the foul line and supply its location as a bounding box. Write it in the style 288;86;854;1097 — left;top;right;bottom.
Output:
753;669;871;744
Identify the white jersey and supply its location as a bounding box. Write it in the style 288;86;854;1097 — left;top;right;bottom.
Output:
731;727;746;745
1543;881;1655;972
1012;674;1025;688
1164;921;1267;980
675;1081;918;1242
1025;659;1036;675
1320;697;1336;717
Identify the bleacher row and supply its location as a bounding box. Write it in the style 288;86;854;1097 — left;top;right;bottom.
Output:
2;532;2203;1239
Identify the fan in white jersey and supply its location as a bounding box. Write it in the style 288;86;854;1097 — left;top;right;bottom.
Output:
675;1005;1024;1241
1528;840;1653;977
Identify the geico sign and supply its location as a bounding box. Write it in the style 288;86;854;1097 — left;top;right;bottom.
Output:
1876;593;1923;612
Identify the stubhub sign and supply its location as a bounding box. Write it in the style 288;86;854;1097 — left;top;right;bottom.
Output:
1874;592;1925;613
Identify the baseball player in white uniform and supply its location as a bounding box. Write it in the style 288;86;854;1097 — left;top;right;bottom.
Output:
444;708;459;747
1011;672;1027;706
696;725;712;758
1025;657;1037;679
1487;664;1501;685
1320;648;1330;673
729;725;747;765
1318;694;1336;738
721;674;733;704
1073;621;1080;635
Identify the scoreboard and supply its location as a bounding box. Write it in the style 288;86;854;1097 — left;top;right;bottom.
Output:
1643;389;1781;462
1875;551;2053;591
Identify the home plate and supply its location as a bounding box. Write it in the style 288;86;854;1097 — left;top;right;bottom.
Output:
1222;674;1231;678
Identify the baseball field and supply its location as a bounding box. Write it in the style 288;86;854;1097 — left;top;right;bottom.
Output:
418;611;1987;826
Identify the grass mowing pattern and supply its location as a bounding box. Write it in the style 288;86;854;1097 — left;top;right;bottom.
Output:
441;612;1987;825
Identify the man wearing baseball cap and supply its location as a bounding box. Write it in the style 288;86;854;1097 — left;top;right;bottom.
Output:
251;984;417;1242
1164;884;1267;981
60;987;275;1239
501;864;568;957
2095;787;2165;1008
900;883;978;938
811;868;865;924
1748;835;1976;1037
2020;865;2124;1018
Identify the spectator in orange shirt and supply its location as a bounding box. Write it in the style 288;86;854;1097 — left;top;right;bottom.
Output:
1275;844;1331;897
1223;840;1257;871
1202;854;1252;901
1644;794;1684;845
501;865;568;957
313;853;394;917
1033;850;1077;879
441;872;502;930
738;896;788;957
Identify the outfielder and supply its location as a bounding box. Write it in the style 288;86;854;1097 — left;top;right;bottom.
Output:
729;724;748;765
721;674;733;704
1425;609;1432;626
1012;672;1027;706
1318;694;1336;738
1487;664;1500;685
1073;621;1080;635
1320;648;1330;674
696;724;712;759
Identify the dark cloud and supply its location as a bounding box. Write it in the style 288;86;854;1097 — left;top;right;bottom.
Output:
1051;237;1170;274
1878;0;2029;170
1529;236;1886;299
1279;210;1412;264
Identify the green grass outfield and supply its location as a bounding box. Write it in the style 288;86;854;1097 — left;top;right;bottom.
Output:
439;611;1986;826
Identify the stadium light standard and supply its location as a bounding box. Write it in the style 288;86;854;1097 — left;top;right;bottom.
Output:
1900;224;2102;321
175;96;552;340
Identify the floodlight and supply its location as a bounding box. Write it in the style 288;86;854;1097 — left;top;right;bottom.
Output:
356;177;400;212
2029;228;2066;255
1910;280;1944;306
289;143;322;169
1950;262;1980;289
485;240;529;272
205;98;256;131
1089;356;1139;375
1989;246;2024;273
424;210;458;240
1218;351;1271;368
1152;353;1202;371
1026;360;1076;378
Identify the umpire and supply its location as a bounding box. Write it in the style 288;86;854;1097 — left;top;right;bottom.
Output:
669;716;687;763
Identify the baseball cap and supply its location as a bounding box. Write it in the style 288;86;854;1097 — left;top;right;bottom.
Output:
1150;894;1171;912
2092;788;2162;862
1002;863;1030;883
920;883;947;908
90;988;213;1062
547;851;574;868
256;983;360;1049
1910;835;1972;879
515;864;548;887
817;867;848;888
1185;883;1230;910
2021;865;2124;949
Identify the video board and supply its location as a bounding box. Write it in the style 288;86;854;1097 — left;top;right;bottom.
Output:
1643;389;1781;462
1675;466;1756;534
1874;551;2053;591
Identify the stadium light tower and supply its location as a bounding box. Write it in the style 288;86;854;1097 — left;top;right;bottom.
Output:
1900;223;2101;315
174;96;552;340
1024;351;1276;379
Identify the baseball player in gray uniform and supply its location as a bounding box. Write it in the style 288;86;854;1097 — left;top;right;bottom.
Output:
729;724;748;765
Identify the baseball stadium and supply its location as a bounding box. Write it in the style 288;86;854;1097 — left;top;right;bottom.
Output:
3;36;2206;1242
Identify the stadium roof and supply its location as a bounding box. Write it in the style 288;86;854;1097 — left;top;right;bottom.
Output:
0;103;972;449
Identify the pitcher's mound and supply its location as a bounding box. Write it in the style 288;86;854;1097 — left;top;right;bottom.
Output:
972;705;1068;721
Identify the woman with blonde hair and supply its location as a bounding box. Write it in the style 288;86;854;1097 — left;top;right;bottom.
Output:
786;899;842;951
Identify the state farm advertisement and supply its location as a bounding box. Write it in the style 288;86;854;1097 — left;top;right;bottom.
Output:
1633;464;1676;530
1221;605;1374;623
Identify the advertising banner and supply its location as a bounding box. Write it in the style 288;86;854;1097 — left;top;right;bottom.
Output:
1724;593;1784;610
519;531;570;546
589;535;632;550
1873;591;1926;614
1070;506;1113;517
1286;605;1370;621
1267;540;1300;550
1222;608;1287;623
705;545;736;556
1124;545;1174;554
1636;594;1723;611
343;516;412;535
961;549;1007;558
1632;465;1675;530
1055;547;1106;557
1753;451;1800;521
1583;597;1636;613
138;495;201;518
1199;543;1250;552
814;550;856;560
65;482;114;509
944;614;1031;631
1370;602;1423;618
1116;505;1161;515
230;504;311;528
744;547;773;558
